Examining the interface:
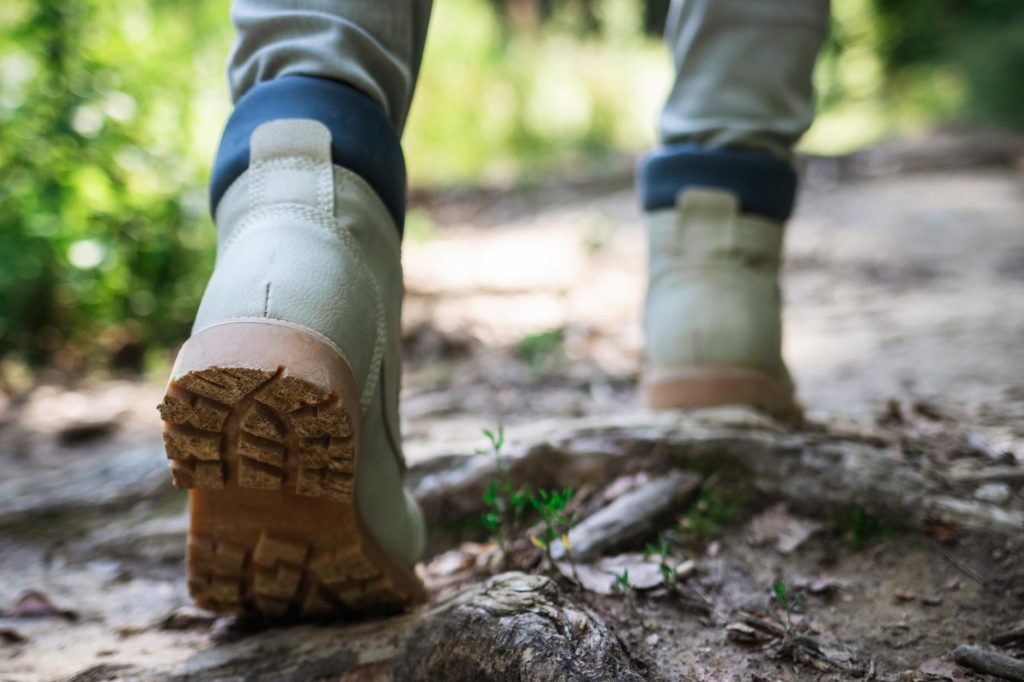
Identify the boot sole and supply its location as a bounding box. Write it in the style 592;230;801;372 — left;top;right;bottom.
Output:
644;366;802;422
157;319;424;618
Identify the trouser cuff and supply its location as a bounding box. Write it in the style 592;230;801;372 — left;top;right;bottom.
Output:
637;144;797;222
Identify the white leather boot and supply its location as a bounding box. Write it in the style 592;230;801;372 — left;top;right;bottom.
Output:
643;188;800;420
158;119;425;617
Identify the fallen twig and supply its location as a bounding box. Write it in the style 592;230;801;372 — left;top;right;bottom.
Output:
726;622;771;644
954;644;1024;682
742;614;823;651
0;628;27;644
992;622;1024;646
552;470;703;561
666;581;714;616
739;613;852;672
940;549;985;586
950;466;1024;485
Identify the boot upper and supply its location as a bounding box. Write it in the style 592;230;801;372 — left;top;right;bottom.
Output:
644;188;788;379
193;119;423;565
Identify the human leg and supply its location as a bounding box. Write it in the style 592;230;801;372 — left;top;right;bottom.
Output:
159;0;433;617
639;0;829;418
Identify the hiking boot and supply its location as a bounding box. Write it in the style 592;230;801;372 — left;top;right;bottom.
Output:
157;117;424;618
642;188;800;420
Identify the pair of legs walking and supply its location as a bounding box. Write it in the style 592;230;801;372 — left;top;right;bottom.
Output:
159;0;829;617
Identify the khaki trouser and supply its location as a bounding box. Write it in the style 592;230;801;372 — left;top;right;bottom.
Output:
227;0;829;155
228;0;434;133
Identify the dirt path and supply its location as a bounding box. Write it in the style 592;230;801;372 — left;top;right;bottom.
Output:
1;136;1022;680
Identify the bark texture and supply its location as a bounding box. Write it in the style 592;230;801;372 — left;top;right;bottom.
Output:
413;409;1024;537
67;573;642;682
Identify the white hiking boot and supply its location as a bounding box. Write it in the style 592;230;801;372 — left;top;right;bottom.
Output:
158;119;425;617
643;188;800;420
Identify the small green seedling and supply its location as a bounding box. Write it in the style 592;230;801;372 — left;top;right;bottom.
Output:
766;579;812;661
831;506;901;550
771;579;806;638
517;327;566;375
642;533;712;614
529;487;577;577
676;482;749;541
644;533;679;583
479;426;529;567
614;568;634;596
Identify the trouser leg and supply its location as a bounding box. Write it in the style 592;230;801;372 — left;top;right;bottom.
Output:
211;0;434;233
660;0;829;160
228;0;433;132
639;0;829;223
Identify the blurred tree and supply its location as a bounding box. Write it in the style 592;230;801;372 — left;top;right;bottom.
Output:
0;0;230;372
0;0;1019;377
642;0;670;37
872;0;1024;127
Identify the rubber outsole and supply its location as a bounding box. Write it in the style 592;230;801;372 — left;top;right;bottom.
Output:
157;320;424;619
644;365;803;422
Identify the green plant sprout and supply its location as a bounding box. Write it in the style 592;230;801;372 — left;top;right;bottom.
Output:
614;568;634;596
529;487;578;579
830;506;901;550
771;579;807;644
517;327;566;376
676;482;750;541
644;533;681;583
479;426;529;567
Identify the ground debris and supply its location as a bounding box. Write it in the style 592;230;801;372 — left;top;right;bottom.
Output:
877;398;905;426
63;572;643;681
157;605;217;632
893;590;943;606
0;627;27;644
552;469;702;561
747;503;823;554
992;621;1024;646
735;611;859;674
726;621;772;644
411;408;1024;548
803;575;845;595
563;552;667;594
0;590;77;621
953;644;1024;681
920;518;961;544
974;483;1012;504
57;418;118;446
951;466;1024;485
917;657;967;681
6;160;1024;681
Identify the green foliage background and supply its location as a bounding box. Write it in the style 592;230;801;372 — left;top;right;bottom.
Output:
1;0;1021;377
0;0;228;375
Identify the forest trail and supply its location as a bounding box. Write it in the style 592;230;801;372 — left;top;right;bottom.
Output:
1;133;1023;680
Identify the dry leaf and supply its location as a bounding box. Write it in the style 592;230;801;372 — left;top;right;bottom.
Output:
0;590;77;621
917;657;966;680
560;553;668;595
747;503;822;554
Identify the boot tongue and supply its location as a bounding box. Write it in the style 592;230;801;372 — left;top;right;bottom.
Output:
672;189;783;263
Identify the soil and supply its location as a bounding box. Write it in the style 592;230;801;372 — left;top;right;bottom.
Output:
0;132;1022;681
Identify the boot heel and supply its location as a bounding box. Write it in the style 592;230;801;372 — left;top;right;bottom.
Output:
644;366;802;422
158;319;423;617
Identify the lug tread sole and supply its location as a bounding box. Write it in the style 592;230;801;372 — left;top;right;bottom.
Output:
159;365;421;618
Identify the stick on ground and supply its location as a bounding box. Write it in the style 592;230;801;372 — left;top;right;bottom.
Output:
953;644;1024;682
